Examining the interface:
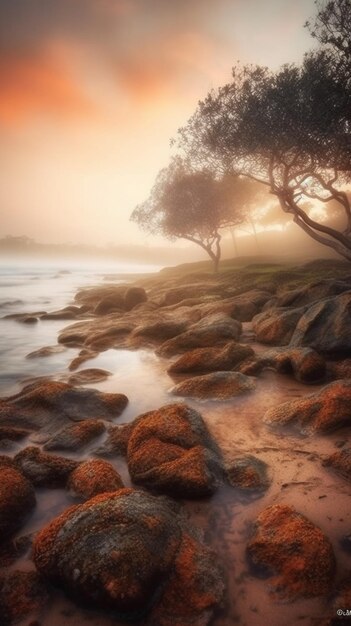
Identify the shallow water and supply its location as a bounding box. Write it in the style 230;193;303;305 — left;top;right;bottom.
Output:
1;260;350;626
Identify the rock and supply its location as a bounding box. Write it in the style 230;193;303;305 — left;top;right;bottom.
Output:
158;314;242;357
33;489;224;625
131;320;188;342
0;535;32;569
2;380;128;434
124;286;147;310
161;282;225;306
127;404;223;498
290;292;351;355
0;464;36;540
0;570;49;625
43;420;105;452
94;422;134;457
69;348;98;371
68;459;124;499
94;293;125;315
67;368;112;385
252;305;308;345
327;357;351;381
277;278;351;308
264;380;351;434
168;342;255;375
226;456;270;492
41;305;82;320
323;448;351;482
247;504;335;600
171;371;256;400
15;447;79;488
267;347;326;383
75;284;127;310
199;289;272;322
0;425;30;442
26;345;67;359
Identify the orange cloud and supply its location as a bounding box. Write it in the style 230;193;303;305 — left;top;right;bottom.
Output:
0;53;96;126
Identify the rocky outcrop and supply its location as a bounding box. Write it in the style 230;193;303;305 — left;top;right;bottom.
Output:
43;420;105;452
15;447;79;488
168;342;254;375
247;504;335;599
0;462;36;540
171;371;256;400
127;404;223;497
264;380;351;434
290;291;351;355
68;459;124;499
158;314;242;357
33;489;224;625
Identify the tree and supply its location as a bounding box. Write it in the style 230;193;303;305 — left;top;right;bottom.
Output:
130;159;247;272
178;50;351;261
306;0;351;66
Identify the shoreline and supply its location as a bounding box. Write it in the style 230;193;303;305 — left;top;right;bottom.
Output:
0;257;351;625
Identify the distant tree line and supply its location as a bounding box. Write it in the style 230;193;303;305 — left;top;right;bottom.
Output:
131;0;351;271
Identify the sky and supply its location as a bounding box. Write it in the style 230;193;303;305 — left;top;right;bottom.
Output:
0;0;317;248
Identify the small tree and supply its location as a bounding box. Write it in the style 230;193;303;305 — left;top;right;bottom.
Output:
178;51;351;260
131;159;246;272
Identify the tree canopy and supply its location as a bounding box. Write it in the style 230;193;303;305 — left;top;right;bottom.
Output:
130;159;256;271
178;45;351;260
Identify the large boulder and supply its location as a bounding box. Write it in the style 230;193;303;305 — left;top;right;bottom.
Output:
33;489;224;625
124;286;147;310
68;459;124;499
252;305;308;345
247;504;335;600
158;314;242;357
290;291;351;355
0;462;36;540
127;404;223;497
168;342;254;375
1;380;128;434
15;447;79;488
263;380;351;434
171;371;256;400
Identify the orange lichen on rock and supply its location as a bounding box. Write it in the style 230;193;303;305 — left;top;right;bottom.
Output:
226;455;270;492
247;504;335;600
0;464;36;540
127;404;223;497
264;380;351;434
167;342;254;375
33;489;224;625
68;459;124;499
